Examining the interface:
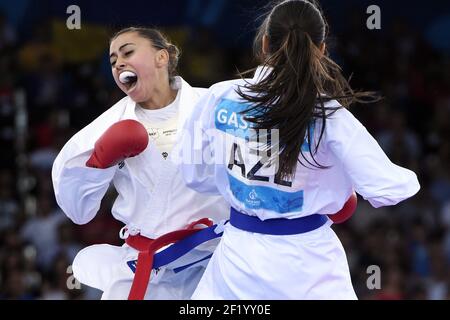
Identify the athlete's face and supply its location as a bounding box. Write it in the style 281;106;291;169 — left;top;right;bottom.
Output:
109;32;169;105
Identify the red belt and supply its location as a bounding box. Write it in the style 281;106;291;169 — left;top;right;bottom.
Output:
125;218;213;300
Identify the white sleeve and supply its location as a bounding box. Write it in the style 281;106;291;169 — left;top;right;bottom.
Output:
51;131;116;225
175;90;220;195
326;108;420;208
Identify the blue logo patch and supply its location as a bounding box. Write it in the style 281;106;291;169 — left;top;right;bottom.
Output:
215;98;315;150
215;99;253;139
228;173;303;213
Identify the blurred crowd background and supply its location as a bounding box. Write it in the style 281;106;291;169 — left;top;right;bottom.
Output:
0;0;449;300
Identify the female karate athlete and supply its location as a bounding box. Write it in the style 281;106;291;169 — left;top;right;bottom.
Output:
178;0;420;299
52;27;229;300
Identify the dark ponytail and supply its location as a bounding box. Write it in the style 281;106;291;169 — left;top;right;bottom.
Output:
237;0;378;180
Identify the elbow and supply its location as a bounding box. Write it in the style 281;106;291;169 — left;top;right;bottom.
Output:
55;195;96;225
68;214;91;225
70;201;97;225
408;173;421;200
401;170;421;199
366;172;421;208
62;205;93;225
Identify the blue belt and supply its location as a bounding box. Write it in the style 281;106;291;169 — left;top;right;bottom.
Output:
230;207;328;235
127;224;223;273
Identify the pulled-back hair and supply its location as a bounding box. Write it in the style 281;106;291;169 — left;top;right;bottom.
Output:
111;27;180;84
237;0;378;179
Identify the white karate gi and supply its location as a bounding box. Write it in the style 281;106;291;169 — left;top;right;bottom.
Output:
177;66;420;299
52;77;229;299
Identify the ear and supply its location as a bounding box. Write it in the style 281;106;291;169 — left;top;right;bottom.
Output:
156;49;169;68
262;34;270;55
319;42;326;55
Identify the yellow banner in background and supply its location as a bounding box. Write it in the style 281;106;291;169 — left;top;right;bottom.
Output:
17;23;194;72
52;19;110;64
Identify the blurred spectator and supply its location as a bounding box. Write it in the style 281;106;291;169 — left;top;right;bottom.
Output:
425;233;448;294
20;195;66;271
409;220;431;278
57;222;82;261
0;169;19;232
0;269;33;299
377;110;421;169
0;10;17;50
75;188;123;247
373;268;405;300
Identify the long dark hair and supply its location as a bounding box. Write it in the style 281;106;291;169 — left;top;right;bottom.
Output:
237;0;378;179
110;27;180;84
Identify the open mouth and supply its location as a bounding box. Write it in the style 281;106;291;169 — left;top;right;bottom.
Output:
119;71;138;92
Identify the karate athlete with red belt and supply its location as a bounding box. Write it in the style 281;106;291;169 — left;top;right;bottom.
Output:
52;27;230;300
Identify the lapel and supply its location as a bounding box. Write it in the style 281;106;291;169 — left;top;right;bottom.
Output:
176;77;201;138
122;97;139;120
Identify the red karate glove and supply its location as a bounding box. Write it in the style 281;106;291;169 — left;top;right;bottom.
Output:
328;191;358;224
86;119;149;169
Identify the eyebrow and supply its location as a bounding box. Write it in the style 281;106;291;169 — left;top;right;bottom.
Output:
109;43;135;58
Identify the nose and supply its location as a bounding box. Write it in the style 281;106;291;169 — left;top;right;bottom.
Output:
115;57;126;70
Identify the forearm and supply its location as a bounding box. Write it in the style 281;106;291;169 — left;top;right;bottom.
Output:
54;165;116;224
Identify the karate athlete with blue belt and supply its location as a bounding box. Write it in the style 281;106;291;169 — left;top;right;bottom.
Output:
177;0;420;299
